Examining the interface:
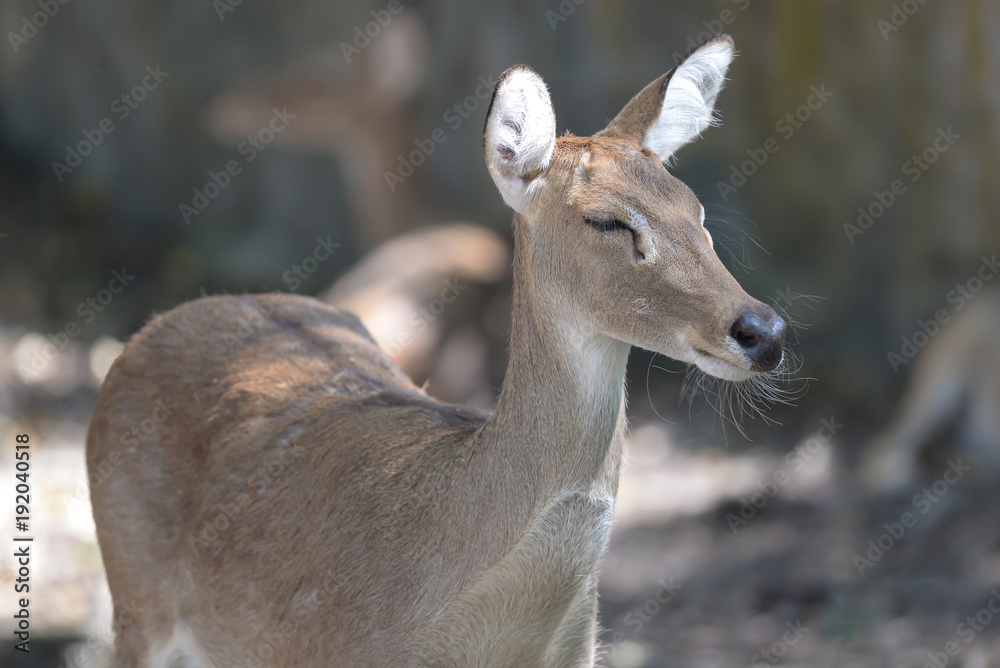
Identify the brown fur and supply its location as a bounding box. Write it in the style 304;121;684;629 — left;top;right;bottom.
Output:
88;38;776;667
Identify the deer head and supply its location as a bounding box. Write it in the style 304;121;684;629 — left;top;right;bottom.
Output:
484;35;785;383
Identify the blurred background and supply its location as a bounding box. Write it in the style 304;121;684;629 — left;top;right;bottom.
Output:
1;0;999;666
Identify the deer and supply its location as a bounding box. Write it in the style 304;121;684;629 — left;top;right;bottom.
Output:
87;35;787;667
863;288;1000;493
204;11;430;249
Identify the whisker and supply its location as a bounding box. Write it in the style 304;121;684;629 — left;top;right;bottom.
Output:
650;343;810;442
645;354;677;425
703;203;769;255
766;292;824;345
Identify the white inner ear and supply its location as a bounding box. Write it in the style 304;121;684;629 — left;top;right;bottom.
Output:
642;40;734;160
484;68;556;214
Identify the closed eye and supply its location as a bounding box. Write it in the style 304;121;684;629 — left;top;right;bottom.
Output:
584;218;628;232
585;217;645;261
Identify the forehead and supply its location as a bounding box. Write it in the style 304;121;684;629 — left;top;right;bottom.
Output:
554;135;702;215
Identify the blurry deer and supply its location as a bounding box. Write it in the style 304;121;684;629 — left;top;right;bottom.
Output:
88;36;788;666
205;11;428;248
322;223;510;406
864;290;1000;492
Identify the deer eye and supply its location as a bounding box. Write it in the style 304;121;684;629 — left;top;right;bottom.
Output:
584;217;628;232
585;217;645;261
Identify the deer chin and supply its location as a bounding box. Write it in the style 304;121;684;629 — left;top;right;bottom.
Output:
689;347;756;382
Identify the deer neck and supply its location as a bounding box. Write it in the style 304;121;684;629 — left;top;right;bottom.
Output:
477;216;631;502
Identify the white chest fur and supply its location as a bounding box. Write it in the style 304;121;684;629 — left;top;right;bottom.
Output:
416;491;614;667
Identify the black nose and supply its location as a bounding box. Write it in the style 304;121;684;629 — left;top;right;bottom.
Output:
730;307;786;371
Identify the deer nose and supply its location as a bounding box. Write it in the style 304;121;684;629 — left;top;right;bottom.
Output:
730;307;786;371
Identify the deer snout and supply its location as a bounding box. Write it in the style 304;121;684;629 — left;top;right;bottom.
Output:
730;306;786;372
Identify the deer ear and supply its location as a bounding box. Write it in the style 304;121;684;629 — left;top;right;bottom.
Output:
484;65;556;215
601;35;734;161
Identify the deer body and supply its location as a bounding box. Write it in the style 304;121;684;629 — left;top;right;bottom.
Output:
89;36;786;667
90;292;618;666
